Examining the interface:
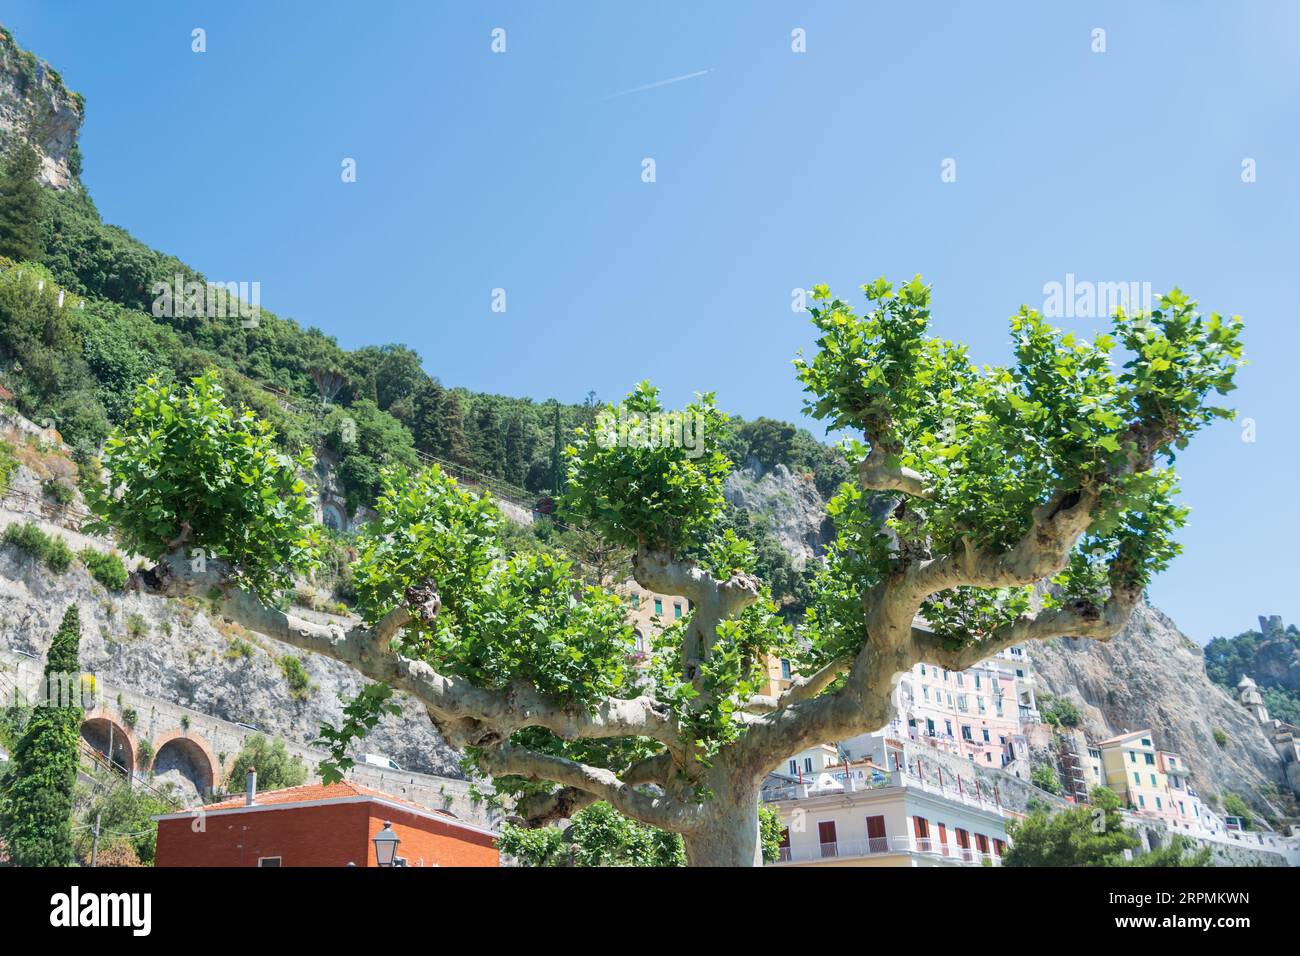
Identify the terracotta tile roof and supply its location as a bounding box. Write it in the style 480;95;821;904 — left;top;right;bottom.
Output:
1097;728;1151;746
198;779;458;819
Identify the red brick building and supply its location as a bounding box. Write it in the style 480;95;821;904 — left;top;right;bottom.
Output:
154;779;499;867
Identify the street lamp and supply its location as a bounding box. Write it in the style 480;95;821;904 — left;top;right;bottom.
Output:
372;821;401;867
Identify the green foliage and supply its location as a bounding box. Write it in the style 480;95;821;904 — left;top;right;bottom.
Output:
1039;694;1081;728
324;399;419;513
316;683;402;784
1004;786;1138;867
1205;621;1300;725
277;655;313;699
0;140;45;262
794;278;1243;654
758;803;783;864
1030;764;1062;795
73;780;173;866
0;438;17;495
353;465;637;706
1221;792;1252;829
0;606;82;866
1212;727;1228;749
498;801;685;867
1128;834;1212;868
2;520;73;572
225;734;309;793
79;548;128;591
563;382;732;553
84;373;320;599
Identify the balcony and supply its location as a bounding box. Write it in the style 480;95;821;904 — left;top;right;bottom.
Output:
773;835;1001;866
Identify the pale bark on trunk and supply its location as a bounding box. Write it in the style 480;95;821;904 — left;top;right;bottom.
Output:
681;781;762;867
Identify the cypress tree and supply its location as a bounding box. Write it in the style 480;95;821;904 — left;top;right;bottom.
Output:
0;138;45;262
0;605;83;866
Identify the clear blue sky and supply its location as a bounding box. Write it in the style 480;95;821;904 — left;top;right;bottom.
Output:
6;1;1297;643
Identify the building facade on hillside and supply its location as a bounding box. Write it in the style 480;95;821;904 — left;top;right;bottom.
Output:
823;645;1041;771
616;580;692;662
154;779;499;867
1098;729;1218;837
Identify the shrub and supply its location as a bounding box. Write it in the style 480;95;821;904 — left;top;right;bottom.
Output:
41;477;74;505
80;549;128;591
1;521;73;571
226;734;308;792
278;656;312;699
1031;764;1062;795
1212;727;1228;748
1222;792;1253;829
135;738;153;770
0;439;16;494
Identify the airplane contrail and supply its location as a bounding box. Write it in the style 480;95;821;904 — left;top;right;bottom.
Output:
599;69;713;101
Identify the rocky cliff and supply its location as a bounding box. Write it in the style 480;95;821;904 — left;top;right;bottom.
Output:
724;460;834;568
1032;604;1294;817
0;25;83;189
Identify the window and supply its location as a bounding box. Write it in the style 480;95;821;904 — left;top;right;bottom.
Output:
1141;738;1152;748
985;753;992;762
1144;753;1155;765
923;687;930;701
982;728;990;743
956;674;964;687
944;720;953;737
926;718;936;736
912;816;930;839
1129;752;1137;763
788;760;798;775
866;815;887;849
1156;797;1162;810
1138;795;1145;808
957;694;968;712
818;821;838;856
975;833;989;854
1150;774;1157;787
803;757;813;773
995;699;1003;717
258;857;282;867
653;598;663;615
974;674;981;689
955;828;970;849
1015;668;1025;679
978;697;986;714
961;725;973;742
992;839;1005;857
920;664;927;676
1134;772;1141;785
673;602;683;620
780;659;791;680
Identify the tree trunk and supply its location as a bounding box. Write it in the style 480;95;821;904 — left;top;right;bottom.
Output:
681;784;762;867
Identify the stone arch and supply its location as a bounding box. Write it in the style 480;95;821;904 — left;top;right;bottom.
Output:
80;709;137;776
151;730;218;800
322;500;347;532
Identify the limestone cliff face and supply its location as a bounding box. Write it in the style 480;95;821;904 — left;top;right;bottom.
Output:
0;26;84;190
724;460;834;568
0;545;463;781
1032;604;1293;816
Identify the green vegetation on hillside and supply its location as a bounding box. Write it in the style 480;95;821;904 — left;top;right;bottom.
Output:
0;605;83;866
1205;621;1300;726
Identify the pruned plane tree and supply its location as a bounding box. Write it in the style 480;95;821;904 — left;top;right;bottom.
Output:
85;277;1243;866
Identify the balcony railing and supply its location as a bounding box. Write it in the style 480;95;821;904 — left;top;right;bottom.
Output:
771;835;1001;866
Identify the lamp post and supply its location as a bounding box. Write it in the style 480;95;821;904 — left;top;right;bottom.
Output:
372;821;401;867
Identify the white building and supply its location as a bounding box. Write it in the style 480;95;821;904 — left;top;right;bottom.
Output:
763;760;1012;867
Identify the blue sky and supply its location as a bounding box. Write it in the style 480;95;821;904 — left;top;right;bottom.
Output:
6;1;1298;642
